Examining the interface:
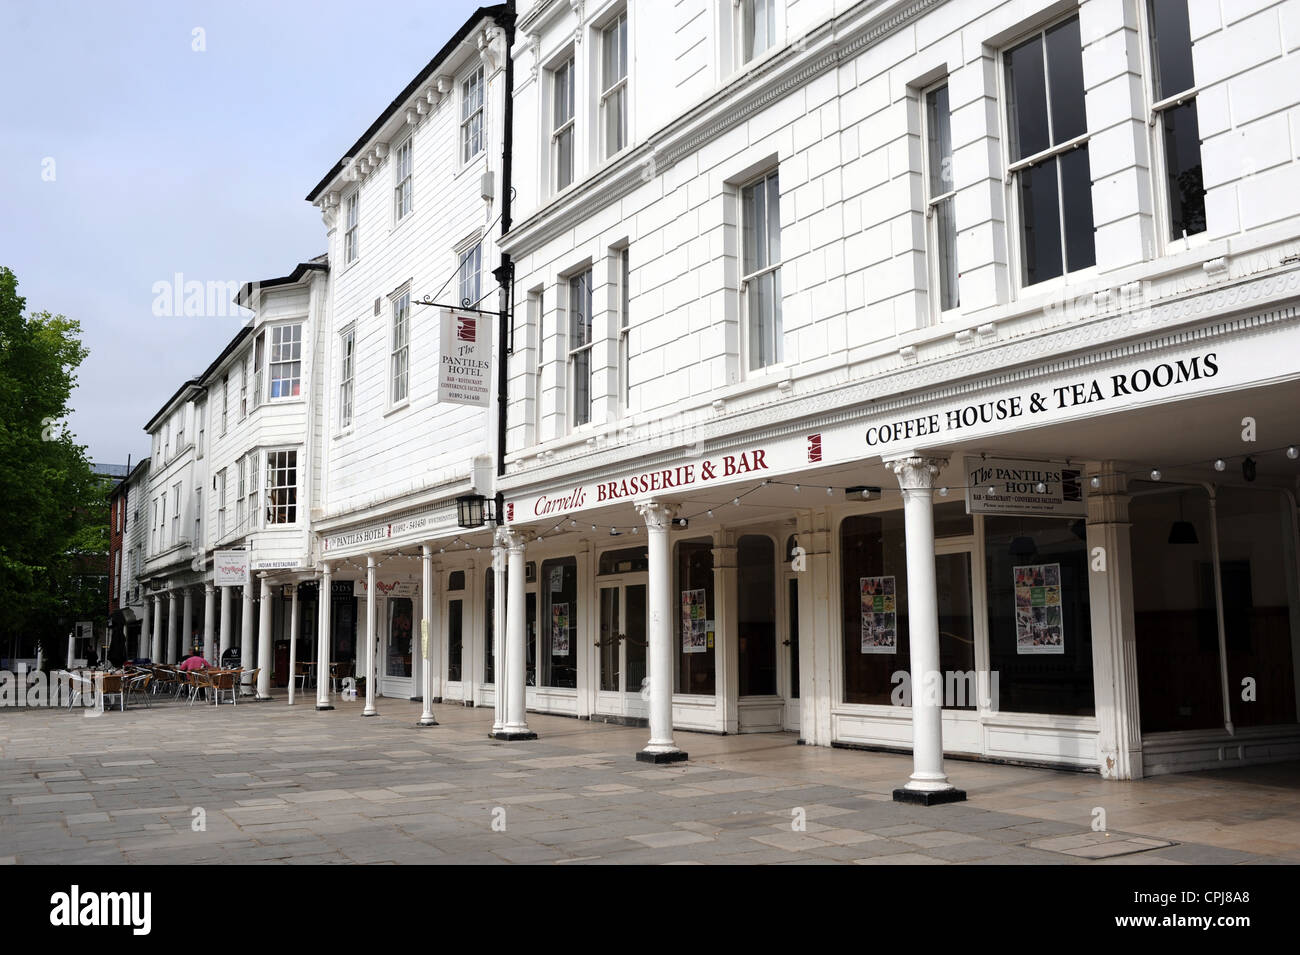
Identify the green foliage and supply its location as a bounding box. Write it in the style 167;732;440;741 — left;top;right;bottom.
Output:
0;266;106;657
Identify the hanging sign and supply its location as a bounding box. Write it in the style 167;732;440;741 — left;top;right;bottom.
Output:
214;550;250;586
1013;563;1064;654
965;457;1086;517
438;308;493;407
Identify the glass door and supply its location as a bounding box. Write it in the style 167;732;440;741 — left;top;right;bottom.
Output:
934;544;979;711
595;577;648;719
783;575;800;730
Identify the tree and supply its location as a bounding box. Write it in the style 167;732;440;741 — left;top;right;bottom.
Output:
0;266;107;667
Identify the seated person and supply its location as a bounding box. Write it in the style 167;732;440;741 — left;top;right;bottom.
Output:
178;652;211;672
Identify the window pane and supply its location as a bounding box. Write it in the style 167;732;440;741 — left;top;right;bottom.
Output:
1216;488;1299;728
1019;157;1063;284
605;85;626;156
447;599;462;682
1131;487;1224;731
1163;100;1206;239
1149;0;1195;98
1059;144;1096;271
765;172;781;264
738;535;776;696
984;515;1094;716
541;558;578;688
1045;16;1087;143
1005;34;1049;160
840;512;909;704
572;347;590;425
557;127;573;190
676;540;716;694
926;85;952;196
935;196;959;310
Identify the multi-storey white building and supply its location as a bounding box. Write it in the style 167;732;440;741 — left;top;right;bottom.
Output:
491;0;1300;787
139;379;207;666
302;4;515;717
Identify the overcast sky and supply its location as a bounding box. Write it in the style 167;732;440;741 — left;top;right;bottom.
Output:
0;0;486;465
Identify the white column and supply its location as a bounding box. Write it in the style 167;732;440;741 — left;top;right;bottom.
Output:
490;532;507;735
418;545;438;726
182;588;194;658
363;555;378;717
240;584;254;695
316;564;334;710
500;529;536;739
288;582;299;706
219;586;232;664
167;590;179;663
635;502;686;762
140;595;153;661
257;575;273;700
203;584;215;663
151;596;163;663
887;455;964;804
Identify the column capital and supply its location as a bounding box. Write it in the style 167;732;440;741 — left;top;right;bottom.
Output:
494;525;526;553
635;501;678;530
204;582;214;594
886;455;949;490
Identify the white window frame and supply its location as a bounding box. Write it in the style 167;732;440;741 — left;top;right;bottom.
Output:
616;248;630;411
268;323;303;400
1001;13;1096;290
740;169;783;372
599;11;628;160
265;449;298;526
175;411;185;453
217;468;227;539
390;288;411;408
567;269;593;430
194;487;201;547
738;0;776;67
196;401;205;458
922;80;959;318
344;190;359;265
236;457;246;530
1140;0;1206;251
159;494;167;549
393;136;414;223
531;287;545;443
171;483;181;545
458;242;482;308
220;374;228;435
250;334;265;411
338;325;356;432
461;65;486;164
244;451;259;531
551;56;576;193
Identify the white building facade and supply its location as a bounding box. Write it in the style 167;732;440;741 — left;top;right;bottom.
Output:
493;0;1300;785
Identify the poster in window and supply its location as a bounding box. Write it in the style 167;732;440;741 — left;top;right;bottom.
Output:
1014;563;1064;654
681;588;707;654
551;602;570;656
859;576;897;653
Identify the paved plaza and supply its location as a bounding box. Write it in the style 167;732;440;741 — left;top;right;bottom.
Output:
2;695;1298;865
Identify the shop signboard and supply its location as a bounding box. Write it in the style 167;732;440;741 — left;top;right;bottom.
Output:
965;457;1086;517
214;550;250;587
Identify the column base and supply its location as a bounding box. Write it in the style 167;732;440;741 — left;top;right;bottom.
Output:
492;730;538;741
415;718;439;727
315;704;334;711
892;787;966;806
362;711;380;718
253;695;272;702
636;749;688;764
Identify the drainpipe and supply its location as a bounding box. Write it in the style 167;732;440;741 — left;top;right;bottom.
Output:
492;0;516;481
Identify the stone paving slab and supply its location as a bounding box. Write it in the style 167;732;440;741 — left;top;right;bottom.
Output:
2;694;1298;864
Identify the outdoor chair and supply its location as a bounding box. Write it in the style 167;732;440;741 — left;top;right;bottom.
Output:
187;670;214;706
96;673;125;712
125;672;152;708
209;669;239;706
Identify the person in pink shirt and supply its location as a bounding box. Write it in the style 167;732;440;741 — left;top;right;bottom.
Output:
178;653;210;672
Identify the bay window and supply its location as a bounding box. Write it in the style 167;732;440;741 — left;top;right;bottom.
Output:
269;324;302;399
265;449;297;525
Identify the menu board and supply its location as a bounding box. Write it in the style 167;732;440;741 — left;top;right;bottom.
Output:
1014;563;1064;654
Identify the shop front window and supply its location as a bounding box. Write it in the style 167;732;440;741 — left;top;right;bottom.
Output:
985;515;1093;716
676;539;716;695
841;511;910;705
1131;486;1224;731
1215;487;1298;728
541;557;578;688
386;597;413;678
447;571;464;683
738;535;776;696
484;567;507;684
